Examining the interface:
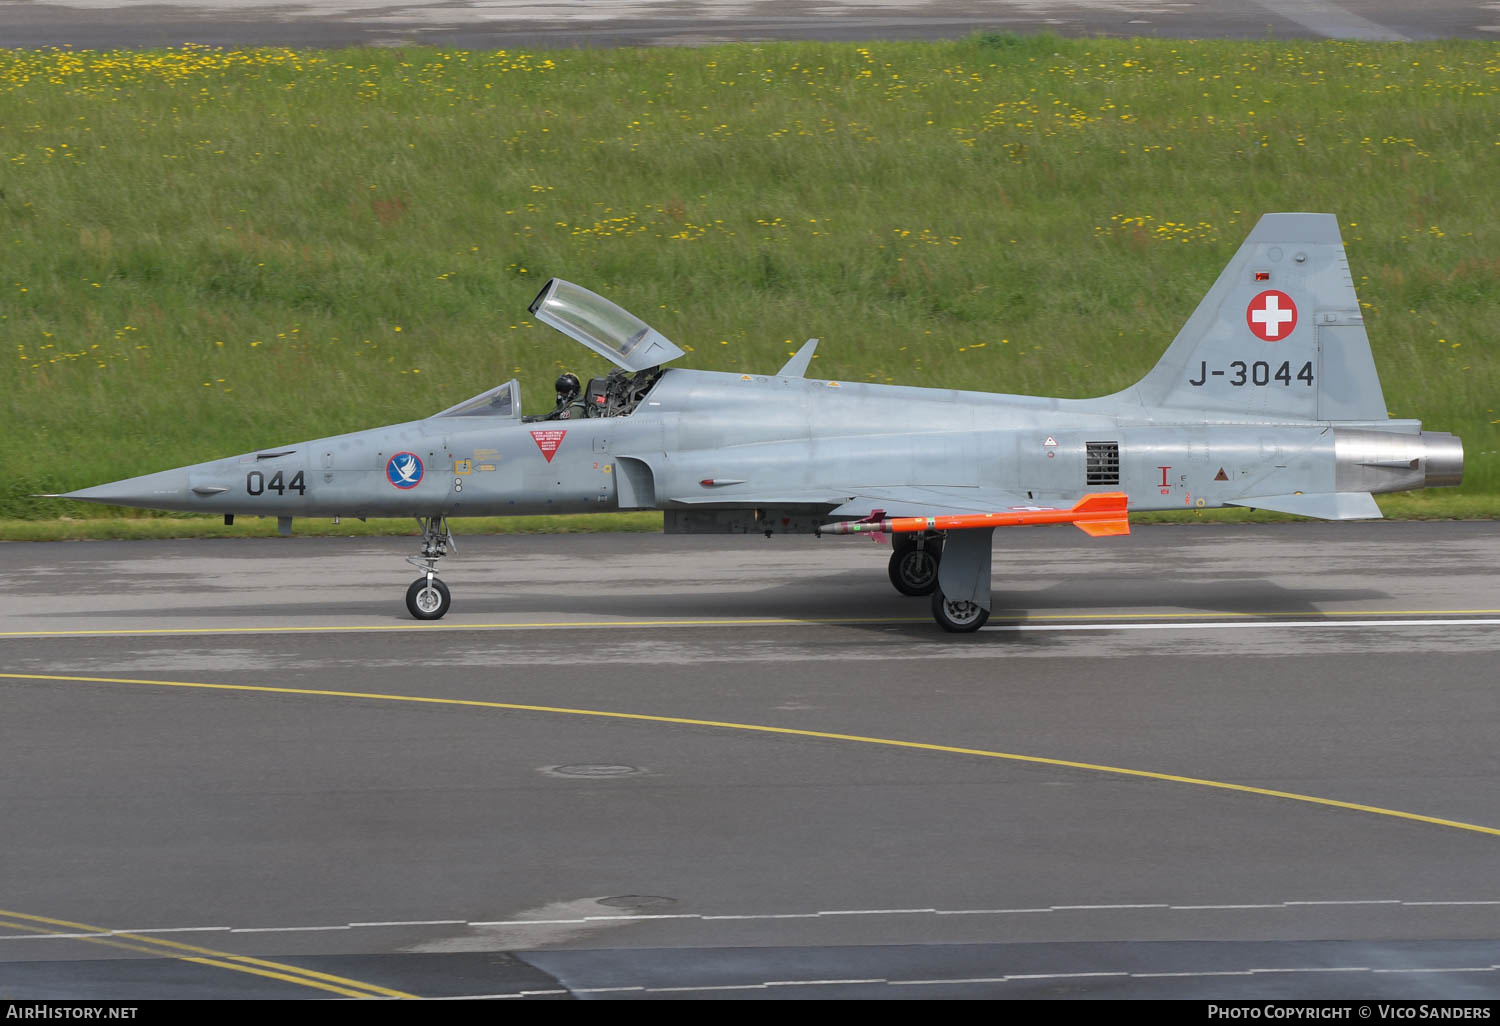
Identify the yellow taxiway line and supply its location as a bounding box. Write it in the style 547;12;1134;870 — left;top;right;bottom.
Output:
0;909;415;998
3;608;1500;638
3;671;1498;840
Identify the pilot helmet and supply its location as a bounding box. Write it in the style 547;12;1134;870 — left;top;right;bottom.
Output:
555;373;580;399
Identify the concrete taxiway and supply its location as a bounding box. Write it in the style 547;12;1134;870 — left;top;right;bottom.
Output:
2;522;1499;998
3;0;1499;50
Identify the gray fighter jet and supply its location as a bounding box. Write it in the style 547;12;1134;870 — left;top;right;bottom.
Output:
53;213;1462;631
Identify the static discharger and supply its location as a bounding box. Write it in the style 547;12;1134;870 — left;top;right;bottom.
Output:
821;492;1130;538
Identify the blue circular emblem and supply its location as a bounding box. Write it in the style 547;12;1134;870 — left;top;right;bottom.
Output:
386;452;424;489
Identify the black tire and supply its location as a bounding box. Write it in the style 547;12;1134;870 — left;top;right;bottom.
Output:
406;577;451;620
930;588;989;633
888;544;941;596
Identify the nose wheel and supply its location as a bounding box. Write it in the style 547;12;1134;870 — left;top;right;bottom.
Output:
407;576;451;620
404;515;455;620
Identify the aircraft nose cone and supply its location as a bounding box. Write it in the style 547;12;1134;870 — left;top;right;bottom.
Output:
59;467;194;510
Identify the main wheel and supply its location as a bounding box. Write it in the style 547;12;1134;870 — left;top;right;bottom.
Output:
406;576;451;620
931;588;989;633
888;544;941;596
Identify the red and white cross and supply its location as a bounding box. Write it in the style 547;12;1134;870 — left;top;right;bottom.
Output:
1246;290;1297;342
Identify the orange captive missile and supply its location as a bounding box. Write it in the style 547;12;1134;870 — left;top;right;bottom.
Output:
821;491;1130;538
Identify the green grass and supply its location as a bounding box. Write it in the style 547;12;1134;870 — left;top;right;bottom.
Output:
4;35;1498;530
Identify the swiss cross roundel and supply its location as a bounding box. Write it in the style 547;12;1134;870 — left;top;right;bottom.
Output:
1246;289;1298;342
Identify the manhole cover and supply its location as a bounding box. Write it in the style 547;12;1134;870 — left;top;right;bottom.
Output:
597;895;677;910
543;764;642;778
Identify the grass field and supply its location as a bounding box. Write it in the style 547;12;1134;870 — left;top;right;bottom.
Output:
3;35;1497;535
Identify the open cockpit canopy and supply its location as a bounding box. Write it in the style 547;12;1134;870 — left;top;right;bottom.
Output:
529;278;686;372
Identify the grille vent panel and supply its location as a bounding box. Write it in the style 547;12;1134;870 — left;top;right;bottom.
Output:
1086;441;1120;486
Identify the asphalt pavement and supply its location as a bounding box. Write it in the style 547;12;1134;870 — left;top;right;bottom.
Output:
2;522;1498;998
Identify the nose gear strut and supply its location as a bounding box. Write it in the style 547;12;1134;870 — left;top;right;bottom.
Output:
405;515;455;619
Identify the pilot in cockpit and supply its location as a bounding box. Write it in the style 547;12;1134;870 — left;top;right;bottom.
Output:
550;373;591;420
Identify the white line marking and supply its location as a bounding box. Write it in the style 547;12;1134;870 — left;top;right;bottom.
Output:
228;925;351;933
109;927;231;935
1052;904;1169;910
1373;967;1498;974
648;984;766;992
983;618;1500;633
1133;970;1257;978
699;913;820;920
889;977;1014;986
765;978;885;986
584;914;698;922
431;991;566;1000
572;987;647;994
582;914;698;922
1007;972;1130;980
1171;904;1287;910
16;898;1495;943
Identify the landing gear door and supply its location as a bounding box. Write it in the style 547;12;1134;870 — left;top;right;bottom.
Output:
529;278;686;372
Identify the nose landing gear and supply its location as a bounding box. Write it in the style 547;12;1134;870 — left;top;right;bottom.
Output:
405;515;455;620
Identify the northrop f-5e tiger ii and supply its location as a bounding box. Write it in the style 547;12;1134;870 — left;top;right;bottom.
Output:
53;213;1463;631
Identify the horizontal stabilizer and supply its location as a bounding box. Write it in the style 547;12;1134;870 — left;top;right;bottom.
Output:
1226;492;1381;520
822;492;1129;537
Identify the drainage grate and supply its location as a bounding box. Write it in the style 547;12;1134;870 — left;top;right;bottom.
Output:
1086;441;1120;485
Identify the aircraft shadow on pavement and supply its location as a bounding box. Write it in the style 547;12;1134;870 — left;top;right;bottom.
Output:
59;570;1389;642
995;576;1389;620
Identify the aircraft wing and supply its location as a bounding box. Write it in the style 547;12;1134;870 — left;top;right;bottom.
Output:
663;485;1028;516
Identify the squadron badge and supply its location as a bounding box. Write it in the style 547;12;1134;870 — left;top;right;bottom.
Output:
386;452;424;489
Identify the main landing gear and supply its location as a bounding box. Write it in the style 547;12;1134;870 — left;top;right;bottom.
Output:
405;515;454;620
930;590;990;632
887;532;943;596
903;526;993;633
885;529;987;631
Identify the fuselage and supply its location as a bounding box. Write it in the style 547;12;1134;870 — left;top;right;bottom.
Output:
68;367;1461;527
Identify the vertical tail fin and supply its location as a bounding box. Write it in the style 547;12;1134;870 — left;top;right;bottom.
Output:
1123;213;1387;422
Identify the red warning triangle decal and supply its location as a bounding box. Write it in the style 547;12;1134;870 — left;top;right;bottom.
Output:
1214;467;1229;481
530;429;566;463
